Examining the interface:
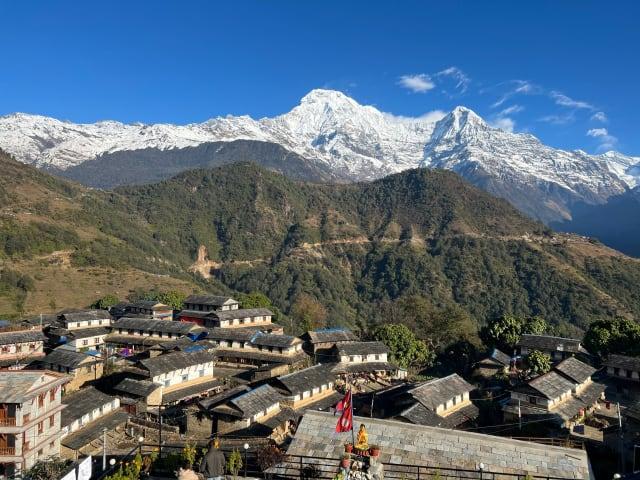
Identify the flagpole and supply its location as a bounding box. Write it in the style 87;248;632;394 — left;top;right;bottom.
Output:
350;386;356;448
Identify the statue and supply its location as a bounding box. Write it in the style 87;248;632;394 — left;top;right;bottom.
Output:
355;424;369;451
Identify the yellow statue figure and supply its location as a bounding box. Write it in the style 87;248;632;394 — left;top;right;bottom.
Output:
355;424;369;451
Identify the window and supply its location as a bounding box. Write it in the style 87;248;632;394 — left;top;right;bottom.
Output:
182;374;189;382
50;389;56;401
627;370;633;378
49;416;55;427
614;367;620;376
1;346;9;353
528;396;537;405
23;413;30;424
164;380;171;387
37;449;43;457
29;343;36;350
95;337;101;344
38;421;44;434
199;370;205;377
49;441;55;449
38;394;45;408
82;339;89;346
98;320;103;325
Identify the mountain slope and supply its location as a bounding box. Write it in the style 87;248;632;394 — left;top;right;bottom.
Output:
1;89;638;229
1;149;639;334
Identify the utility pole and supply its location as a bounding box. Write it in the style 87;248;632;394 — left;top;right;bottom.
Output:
518;399;522;431
618;402;625;474
159;407;163;459
102;427;107;471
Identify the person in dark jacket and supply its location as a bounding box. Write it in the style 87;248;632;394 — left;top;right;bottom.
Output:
199;438;226;480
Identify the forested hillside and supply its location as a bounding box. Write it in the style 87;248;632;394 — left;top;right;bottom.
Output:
1;149;639;339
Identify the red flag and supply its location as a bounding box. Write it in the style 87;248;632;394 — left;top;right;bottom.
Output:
335;390;353;432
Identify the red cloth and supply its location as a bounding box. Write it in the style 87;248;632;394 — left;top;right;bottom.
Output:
335;390;353;432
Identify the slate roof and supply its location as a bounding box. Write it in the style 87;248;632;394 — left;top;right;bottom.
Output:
61;387;117;426
41;348;98;369
130;300;171;310
212;308;273;321
61;411;129;451
250;331;301;348
162;379;224;404
151;337;218;352
490;348;511;366
0;371;69;403
104;334;166;346
178;310;215;320
275;364;336;396
518;334;582;353
220;384;283;418
215;348;308;365
206;327;262;342
274;411;592;479
304;328;358;344
397;401;479;428
603;354;640;372
111;317;197;335
199;385;251;410
61;310;111;323
113;378;161;398
331;362;396;374
527;371;575;400
52;326;111;340
0;329;46;345
139;350;216;377
336;341;388;356
408;374;475;410
554;357;596;384
184;295;238;307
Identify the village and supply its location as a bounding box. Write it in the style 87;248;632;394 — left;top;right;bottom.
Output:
0;294;638;480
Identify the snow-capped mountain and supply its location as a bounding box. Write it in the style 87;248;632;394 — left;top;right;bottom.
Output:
0;89;638;224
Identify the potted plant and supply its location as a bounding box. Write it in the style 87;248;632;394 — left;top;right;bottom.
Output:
340;453;351;469
369;445;381;457
227;449;243;480
344;442;354;453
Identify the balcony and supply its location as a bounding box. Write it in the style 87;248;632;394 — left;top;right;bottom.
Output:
0;447;16;455
0;418;16;427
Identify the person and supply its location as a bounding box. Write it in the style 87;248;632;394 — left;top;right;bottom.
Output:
199;438;226;480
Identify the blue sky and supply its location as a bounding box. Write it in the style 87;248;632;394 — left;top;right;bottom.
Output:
1;1;638;155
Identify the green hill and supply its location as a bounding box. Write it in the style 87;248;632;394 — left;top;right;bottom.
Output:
1;150;639;338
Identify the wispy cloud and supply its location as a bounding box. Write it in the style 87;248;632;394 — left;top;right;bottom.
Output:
397;74;435;93
539;113;576;125
587;127;618;151
591;111;608;123
499;104;524;116
489;117;515;133
491;80;541;108
435;66;471;93
550;91;594;110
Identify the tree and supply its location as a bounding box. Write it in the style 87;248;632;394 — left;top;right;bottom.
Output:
482;314;524;352
182;442;198;469
155;290;186;310
372;323;435;370
525;350;552;375
238;291;284;322
290;294;327;332
23;458;72;480
525;316;548;335
584;317;640;357
92;293;119;310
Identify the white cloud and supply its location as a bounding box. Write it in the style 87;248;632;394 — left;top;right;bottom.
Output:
539;113;576;125
587;128;609;137
398;74;435;93
490;117;515;132
491;80;540;108
499;104;524;116
591;111;608;123
550;91;594;110
587;128;618;152
384;110;447;124
436;66;471;93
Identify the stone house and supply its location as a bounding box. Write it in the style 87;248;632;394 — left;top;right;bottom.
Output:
0;328;46;370
505;357;605;427
474;348;512;378
136;350;218;407
106;317;200;353
59;387;126;459
211;384;291;439
271;363;339;412
299;328;358;357
603;354;640;382
112;378;163;414
331;341;396;377
394;374;479;428
46;310;112;353
0;370;69;478
36;348;103;392
518;334;587;362
179;308;274;329
214;331;308;369
127;301;173;320
182;295;239;313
